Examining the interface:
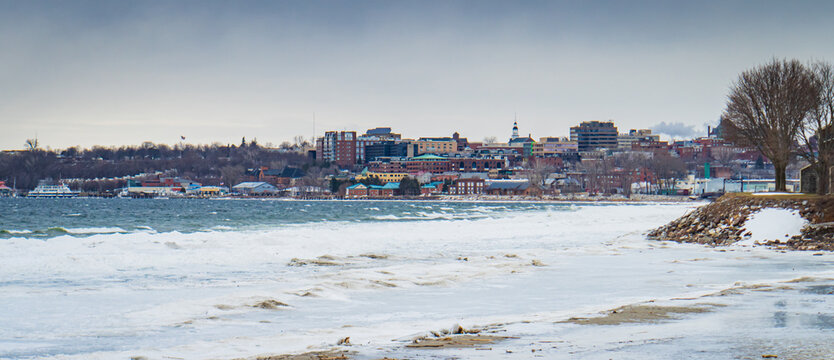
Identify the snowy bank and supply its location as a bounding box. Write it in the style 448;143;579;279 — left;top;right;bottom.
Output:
648;193;834;251
735;208;807;246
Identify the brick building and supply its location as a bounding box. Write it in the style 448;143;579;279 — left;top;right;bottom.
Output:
449;158;505;172
449;178;485;195
317;131;357;167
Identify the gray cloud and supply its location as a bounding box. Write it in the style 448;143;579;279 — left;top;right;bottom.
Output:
1;1;834;149
651;122;702;139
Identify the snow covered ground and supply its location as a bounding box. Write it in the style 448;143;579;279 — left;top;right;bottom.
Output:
1;202;832;359
737;208;808;246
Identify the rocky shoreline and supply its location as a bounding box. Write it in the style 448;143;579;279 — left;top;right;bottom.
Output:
647;193;834;251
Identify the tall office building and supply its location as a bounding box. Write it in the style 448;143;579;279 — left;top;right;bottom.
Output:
569;121;619;151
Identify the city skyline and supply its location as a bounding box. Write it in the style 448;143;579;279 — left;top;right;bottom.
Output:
3;0;834;150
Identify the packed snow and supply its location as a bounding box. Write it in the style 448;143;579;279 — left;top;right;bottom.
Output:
736;208;807;246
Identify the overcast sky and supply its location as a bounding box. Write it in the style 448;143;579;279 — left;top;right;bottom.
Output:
2;0;834;150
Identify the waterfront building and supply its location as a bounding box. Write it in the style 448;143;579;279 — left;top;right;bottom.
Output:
449;178;485;195
345;183;368;198
420;181;444;195
0;181;14;197
232;182;278;195
250;166;306;187
126;177;200;197
187;186;228;197
378;182;400;197
484;180;532;196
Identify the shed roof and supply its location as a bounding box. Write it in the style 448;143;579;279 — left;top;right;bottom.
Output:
233;182;275;189
486;181;530;191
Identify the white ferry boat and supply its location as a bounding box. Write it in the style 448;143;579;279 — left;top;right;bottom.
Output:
27;183;80;198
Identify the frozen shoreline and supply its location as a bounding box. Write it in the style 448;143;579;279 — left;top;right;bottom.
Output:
242;274;834;360
3;201;833;360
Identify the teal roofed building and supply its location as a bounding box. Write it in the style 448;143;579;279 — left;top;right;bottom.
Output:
420;181;444;195
411;154;447;161
381;182;400;190
345;183;368;198
367;182;399;197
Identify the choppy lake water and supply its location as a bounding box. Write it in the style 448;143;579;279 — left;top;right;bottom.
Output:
1;198;832;359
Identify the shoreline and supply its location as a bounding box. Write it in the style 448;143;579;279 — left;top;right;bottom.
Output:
7;194;698;203
7;201;834;359
238;274;834;360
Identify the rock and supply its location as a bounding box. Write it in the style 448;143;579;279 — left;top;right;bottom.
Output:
253;299;289;309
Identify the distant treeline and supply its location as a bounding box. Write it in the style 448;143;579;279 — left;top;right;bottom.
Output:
0;141;314;191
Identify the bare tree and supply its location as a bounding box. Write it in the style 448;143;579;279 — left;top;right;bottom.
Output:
24;138;39;151
612;152;650;197
798;61;834;194
722;58;819;191
220;165;244;187
650;153;686;194
524;158;556;193
293;135;310;148
711;146;738;167
483;136;498;144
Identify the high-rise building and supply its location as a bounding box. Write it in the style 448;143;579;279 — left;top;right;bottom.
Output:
363;127;402;140
364;141;415;162
316;131;357;167
570;121;619;151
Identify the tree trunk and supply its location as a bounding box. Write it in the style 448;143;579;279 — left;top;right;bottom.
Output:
820;162;831;195
774;162;787;192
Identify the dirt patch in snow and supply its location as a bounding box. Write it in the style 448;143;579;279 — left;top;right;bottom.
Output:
406;335;509;348
560;304;715;325
254;350;354;360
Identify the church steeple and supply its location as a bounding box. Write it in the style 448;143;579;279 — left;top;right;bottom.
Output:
512;116;519;140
